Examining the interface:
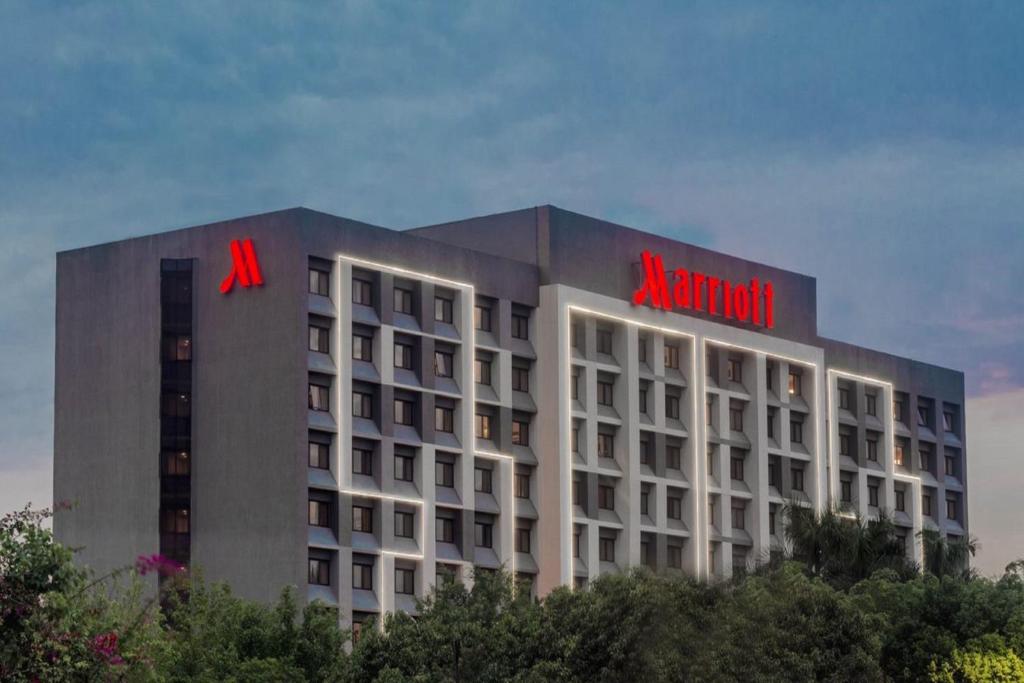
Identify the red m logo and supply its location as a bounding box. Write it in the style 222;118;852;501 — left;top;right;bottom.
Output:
219;238;264;294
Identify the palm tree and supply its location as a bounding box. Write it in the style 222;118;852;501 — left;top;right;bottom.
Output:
919;529;978;578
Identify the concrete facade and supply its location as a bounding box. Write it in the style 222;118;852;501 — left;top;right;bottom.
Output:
54;205;968;628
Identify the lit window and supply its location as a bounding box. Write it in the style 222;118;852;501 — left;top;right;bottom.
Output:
788;372;801;396
894;442;905;466
475;413;491;439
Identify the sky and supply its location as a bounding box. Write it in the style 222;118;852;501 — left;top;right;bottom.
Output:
1;1;1022;575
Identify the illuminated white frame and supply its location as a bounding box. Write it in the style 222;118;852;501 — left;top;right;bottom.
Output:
826;369;924;561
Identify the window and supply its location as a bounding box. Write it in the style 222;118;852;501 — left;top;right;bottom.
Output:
597;432;614;459
351;276;371;304
475;518;493;548
515;471;529;498
474;305;491;332
922;493;933;517
352;505;372;532
917;405;930;427
597;380;614;406
308;384;330;412
308;442;329;470
596;328;613;355
161;508;189;534
639;436;651;466
353;561;373;590
515;525;531;553
436;516;455;543
435;461;454;488
666;393;680;420
475;413;491;439
664;344;679;370
945;454;955;477
309;323;330;353
434;351;453;378
840;433;851;457
393;287;413;315
788;372;801;396
394;511;414;538
730;455;744;481
840;478;852;503
512;365;529;392
434;406;454;433
708;498;716;524
640;488;650;515
731;503;745;530
638;386;648;414
474;358;491;385
767;408;776;440
895;489;905;512
768;459;780;488
868;483;879;507
394;342;414;370
790;417;803;444
666;444;681;470
573;528;581;558
353;446;373;476
308;557;330;586
308;499;330;527
729;406;743;432
791;467;805;492
352;333;373;361
598;484;615;510
162;334;192;361
668;494;682;520
894;442;905;466
769;506;777;535
475;467;493;493
946;498;957;520
511;313;529;340
599;536;615;563
727;358;742;383
395;567;415;594
309;268;330;296
839;387;851;410
571;369;580;401
894;398;905;423
572;475;582;506
434;296;453;324
667;544;682;569
706;398;714;426
766;363;775;392
943;411;955;433
638;336;648;364
571;425;580;454
394;398;414;426
394;452;414;482
512;419;529;446
866;393;877;417
866;438;878;462
920;446;932;471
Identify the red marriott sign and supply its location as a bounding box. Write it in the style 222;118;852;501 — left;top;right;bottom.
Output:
632;250;775;329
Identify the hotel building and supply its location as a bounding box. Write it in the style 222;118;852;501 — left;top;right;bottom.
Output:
54;206;968;630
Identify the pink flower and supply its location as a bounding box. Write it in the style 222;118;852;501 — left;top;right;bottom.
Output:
134;554;185;577
91;632;124;665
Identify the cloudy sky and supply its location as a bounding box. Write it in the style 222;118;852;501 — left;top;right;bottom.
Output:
1;2;1021;574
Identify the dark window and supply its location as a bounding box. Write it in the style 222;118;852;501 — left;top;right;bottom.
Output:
162;334;192;361
637;336;648;364
515;471;529;498
571;370;580;401
395;567;415;594
474;467;493;493
308;442;329;470
923;493;933;517
596;328;613;355
394;399;414;426
475;305;492;332
668;494;682;520
598;484;615;510
769;507;777;535
791;468;805;492
351;277;371;304
394;452;414;482
894;399;905;422
638;386;648;414
434;351;453;378
511;313;529;340
868;484;879;507
475;519;493;548
308;557;330;586
943;411;955;433
866;393;877;416
768;459;780;488
727;358;742;383
917;405;930;427
841;478;852;502
308;500;330;527
945;454;955;477
309;269;330;296
640;489;650;515
730;407;743;432
515;525;531;553
790;417;803;444
394;511;414;538
946;498;957;520
839;388;851;410
434;296;453;324
352;334;373;361
730;455;744;481
639;436;651;466
599;536;615;563
394;287;413;314
434;406;454;433
512;420;529;446
161;507;190;534
352;505;373;532
475;358;491;385
666;393;680;420
767;407;776;439
436;516;455;543
840;434;851;456
394;342;414;370
766;363;774;392
435;461;454;488
597;380;614;406
309;384;330;412
866;438;878;462
309;324;330;353
353;561;373;590
352;447;373;475
920;446;932;471
666;444;681;470
512;365;529;392
731;504;745;530
352;391;373;419
667;544;682;569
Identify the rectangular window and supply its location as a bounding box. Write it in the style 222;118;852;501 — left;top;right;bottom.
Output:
730;455;744;481
840;478;852;502
597;432;613;459
923;493;932;517
435;461;454;488
394;511;414;538
160;508;189;534
515;472;529;498
599;536;615;563
639;436;651;466
766;363;775;392
571;369;580;401
515;525;531;553
895;442;905;466
308;499;330;527
917;405;930;427
351;276;371;305
308;384;330;412
943;411;955;433
866;393;877;417
640;489;649;515
727;358;742;383
436;516;455;543
668;495;682;520
731;504;745;530
667;544;682;569
475;357;491;385
666;444;681;470
394;399;414;426
666;394;680;420
352;505;372;532
729;407;743;432
637;336;648;364
573;529;581;558
352;447;373;476
769;507;777;535
434;406;454;434
512;420;529;446
894;399;905;423
767;408;776;440
309;324;330;353
511;313;529;340
868;484;879;507
768;459;779;488
308;557;330;586
309;269;330;296
394;343;414;370
434;296;453;324
352;333;373;361
638;386;648;414
394;452;414;482
920;446;932;471
707;398;714;426
475;519;493;548
895;489;906;512
474;467;493;493
474;305;491;332
572;475;581;506
596;328;613;355
395;567;415;595
946;499;957;520
840;433;851;456
308;442;329;470
866;438;878;462
353;562;373;590
788;372;802;396
664;344;679;370
512;365;529;392
791;468;805;492
597;380;614;406
393;287;413;315
598;484;615;510
434;351;453;378
475;413;491;439
790;418;803;444
945;454;955;477
839;387;851;410
571;426;580;454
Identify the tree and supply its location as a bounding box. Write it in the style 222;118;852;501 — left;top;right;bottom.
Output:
920;529;978;579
